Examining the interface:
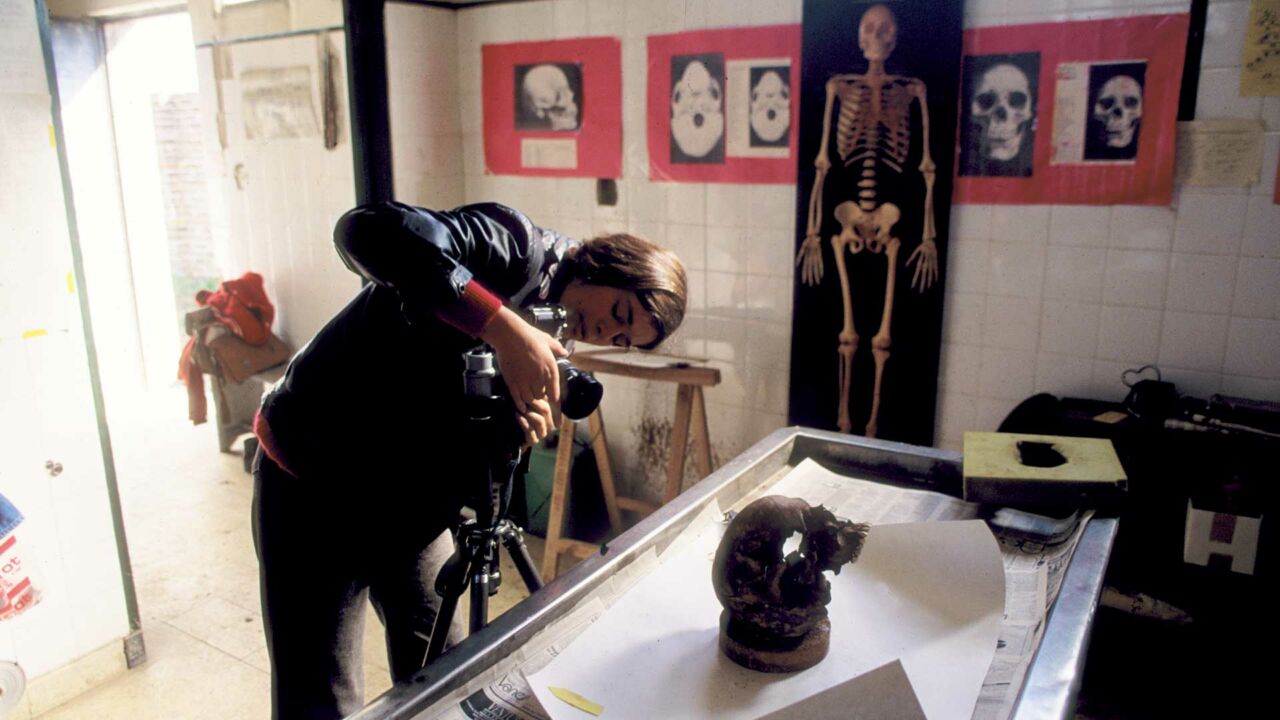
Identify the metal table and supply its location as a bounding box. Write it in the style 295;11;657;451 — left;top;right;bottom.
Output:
351;427;1117;720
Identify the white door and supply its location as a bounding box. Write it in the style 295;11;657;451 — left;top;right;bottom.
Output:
0;0;133;684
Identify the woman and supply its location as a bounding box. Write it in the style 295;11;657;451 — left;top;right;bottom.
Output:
251;200;686;718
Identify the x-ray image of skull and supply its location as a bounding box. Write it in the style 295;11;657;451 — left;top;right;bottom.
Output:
515;63;582;131
1084;61;1145;162
670;53;725;163
749;66;791;146
959;52;1039;178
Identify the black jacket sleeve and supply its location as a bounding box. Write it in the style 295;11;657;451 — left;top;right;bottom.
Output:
333;201;547;333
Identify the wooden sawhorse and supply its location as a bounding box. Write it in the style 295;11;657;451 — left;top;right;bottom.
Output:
541;350;721;579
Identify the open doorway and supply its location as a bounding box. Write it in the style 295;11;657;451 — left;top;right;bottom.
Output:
52;11;220;415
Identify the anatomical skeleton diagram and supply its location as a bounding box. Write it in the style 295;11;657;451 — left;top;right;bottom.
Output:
796;4;939;437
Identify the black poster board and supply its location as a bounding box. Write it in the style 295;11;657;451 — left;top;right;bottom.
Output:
788;0;962;445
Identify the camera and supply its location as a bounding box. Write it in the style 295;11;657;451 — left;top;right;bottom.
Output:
520;304;604;420
462;304;603;423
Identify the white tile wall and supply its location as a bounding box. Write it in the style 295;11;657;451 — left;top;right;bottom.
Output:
196;30;357;348
384;0;1280;472
935;0;1280;450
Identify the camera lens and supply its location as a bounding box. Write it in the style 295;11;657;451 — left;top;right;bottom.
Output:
557;360;603;420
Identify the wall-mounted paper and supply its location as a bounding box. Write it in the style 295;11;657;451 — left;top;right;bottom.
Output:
1174;120;1266;187
240;66;320;140
1241;0;1280;96
521;138;578;169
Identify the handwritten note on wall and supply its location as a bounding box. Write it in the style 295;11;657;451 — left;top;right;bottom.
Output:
1175;120;1266;187
1242;0;1280;95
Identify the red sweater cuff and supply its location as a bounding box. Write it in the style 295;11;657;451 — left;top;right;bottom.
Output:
438;280;504;337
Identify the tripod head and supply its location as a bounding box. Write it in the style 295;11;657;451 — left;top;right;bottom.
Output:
459;303;605;524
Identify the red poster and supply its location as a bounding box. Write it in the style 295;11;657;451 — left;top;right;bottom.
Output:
647;25;801;184
954;14;1189;206
482;37;621;178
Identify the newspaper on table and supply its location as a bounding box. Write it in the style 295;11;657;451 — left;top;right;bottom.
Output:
417;459;1092;720
756;460;1091;720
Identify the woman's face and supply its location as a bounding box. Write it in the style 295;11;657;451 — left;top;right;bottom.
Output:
559;281;660;349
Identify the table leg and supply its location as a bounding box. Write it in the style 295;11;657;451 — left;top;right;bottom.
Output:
664;384;695;503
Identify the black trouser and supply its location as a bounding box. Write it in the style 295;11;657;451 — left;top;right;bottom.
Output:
251;452;465;719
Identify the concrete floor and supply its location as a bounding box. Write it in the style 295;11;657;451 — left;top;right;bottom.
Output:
32;385;545;718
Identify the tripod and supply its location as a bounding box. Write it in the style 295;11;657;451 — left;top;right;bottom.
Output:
423;348;545;665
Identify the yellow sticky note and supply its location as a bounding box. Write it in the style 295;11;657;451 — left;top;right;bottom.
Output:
22;329;48;339
48;124;56;148
66;271;75;294
548;686;603;716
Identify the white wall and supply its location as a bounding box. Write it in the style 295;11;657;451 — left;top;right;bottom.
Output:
445;0;802;503
936;0;1280;450
386;2;464;210
409;0;1280;503
194;28;358;349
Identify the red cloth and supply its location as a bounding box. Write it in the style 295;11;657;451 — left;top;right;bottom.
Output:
178;340;207;424
196;271;275;346
179;272;278;425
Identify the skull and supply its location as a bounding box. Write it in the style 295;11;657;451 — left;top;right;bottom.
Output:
521;64;578;131
712;496;869;643
749;70;791;143
671;60;724;157
971;63;1034;162
858;4;898;63
1093;75;1142;149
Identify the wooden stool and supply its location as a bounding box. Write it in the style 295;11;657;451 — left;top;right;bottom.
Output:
541;350;721;579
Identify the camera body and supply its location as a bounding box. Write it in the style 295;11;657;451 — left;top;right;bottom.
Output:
462;304;603;422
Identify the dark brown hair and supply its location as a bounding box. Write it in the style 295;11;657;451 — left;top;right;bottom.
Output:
564;233;687;350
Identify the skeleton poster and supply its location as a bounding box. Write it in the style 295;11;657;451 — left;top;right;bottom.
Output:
647;26;802;183
788;1;963;445
953;14;1189;205
482;38;621;178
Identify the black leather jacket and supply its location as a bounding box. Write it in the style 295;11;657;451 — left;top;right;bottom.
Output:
257;201;576;499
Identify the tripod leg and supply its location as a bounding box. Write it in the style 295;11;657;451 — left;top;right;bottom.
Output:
424;548;470;664
499;521;544;592
469;561;490;635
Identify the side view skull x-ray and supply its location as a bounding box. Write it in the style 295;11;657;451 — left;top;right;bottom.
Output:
959;52;1039;177
1084;61;1145;161
515;63;582;131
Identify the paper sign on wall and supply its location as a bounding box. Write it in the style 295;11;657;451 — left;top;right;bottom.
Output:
1175;120;1266;187
1241;0;1280;96
483;37;622;178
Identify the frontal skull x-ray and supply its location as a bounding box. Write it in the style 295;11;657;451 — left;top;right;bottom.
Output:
959;52;1039;177
1084;61;1145;161
515;63;582;131
749;67;791;146
671;53;726;163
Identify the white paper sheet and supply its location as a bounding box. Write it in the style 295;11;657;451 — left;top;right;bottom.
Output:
525;512;1004;720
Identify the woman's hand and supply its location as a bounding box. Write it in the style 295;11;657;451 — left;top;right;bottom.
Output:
516;398;555;448
481;306;568;413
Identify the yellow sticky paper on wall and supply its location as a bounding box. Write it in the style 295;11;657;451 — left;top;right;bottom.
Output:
1241;0;1280;96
